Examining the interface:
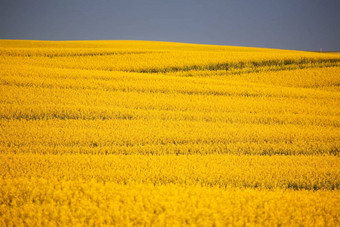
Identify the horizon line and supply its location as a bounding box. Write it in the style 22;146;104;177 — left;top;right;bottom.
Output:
0;39;338;53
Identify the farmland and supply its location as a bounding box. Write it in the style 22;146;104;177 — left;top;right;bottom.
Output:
0;40;340;226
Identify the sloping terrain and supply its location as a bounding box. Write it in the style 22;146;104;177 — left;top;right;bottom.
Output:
0;40;339;226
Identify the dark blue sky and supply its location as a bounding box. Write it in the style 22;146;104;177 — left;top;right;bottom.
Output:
1;0;339;51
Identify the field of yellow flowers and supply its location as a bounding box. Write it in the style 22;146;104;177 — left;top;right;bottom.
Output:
1;40;340;226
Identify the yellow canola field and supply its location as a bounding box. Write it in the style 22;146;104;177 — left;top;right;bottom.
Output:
1;154;339;190
0;40;340;225
1;179;340;226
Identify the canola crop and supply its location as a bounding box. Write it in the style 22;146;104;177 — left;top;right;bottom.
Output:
0;40;340;226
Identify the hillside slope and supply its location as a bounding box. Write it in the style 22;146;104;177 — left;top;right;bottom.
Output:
1;40;340;226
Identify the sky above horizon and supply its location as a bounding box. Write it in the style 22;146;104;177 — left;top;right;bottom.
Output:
1;0;339;51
